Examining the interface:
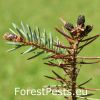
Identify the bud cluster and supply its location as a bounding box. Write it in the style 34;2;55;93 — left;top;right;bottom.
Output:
64;15;93;38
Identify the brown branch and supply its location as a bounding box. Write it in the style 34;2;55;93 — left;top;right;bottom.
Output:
44;61;70;69
22;41;61;55
78;36;99;54
49;54;73;59
45;55;100;60
54;44;72;49
77;56;100;59
55;27;74;44
79;35;99;49
80;34;100;42
78;60;100;64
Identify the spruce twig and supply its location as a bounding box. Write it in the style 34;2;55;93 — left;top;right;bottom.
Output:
3;15;100;100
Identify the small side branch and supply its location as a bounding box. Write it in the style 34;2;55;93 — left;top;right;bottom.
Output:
77;56;100;59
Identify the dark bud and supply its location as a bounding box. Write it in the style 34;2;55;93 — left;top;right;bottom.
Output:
80;25;93;37
77;15;85;26
64;23;74;31
85;25;93;34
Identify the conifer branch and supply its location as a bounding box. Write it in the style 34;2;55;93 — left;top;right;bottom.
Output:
3;15;100;100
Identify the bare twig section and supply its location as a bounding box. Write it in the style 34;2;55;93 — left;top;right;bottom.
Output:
80;34;100;42
55;27;74;44
77;56;100;59
48;54;72;59
77;36;99;54
79;35;99;49
78;60;100;64
54;44;72;49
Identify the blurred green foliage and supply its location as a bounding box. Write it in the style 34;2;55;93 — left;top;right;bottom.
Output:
0;0;100;100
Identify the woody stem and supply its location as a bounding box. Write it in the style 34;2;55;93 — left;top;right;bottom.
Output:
71;41;78;100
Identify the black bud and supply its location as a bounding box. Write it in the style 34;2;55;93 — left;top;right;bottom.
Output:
77;15;85;26
85;25;93;34
64;23;74;31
